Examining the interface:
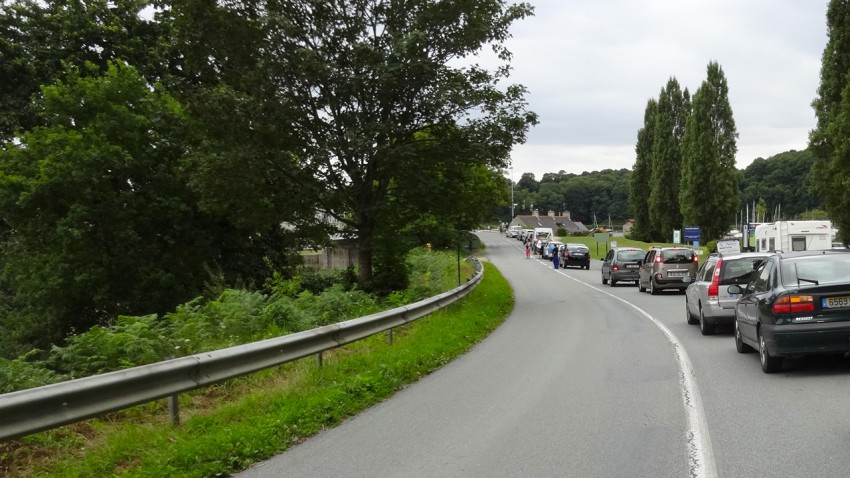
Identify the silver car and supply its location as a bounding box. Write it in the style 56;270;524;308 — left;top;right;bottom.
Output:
638;247;698;294
685;252;770;335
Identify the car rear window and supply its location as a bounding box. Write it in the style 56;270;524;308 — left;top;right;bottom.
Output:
617;250;644;261
781;254;850;286
568;246;588;253
661;250;693;264
719;257;766;285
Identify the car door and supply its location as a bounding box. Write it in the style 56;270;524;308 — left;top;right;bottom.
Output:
639;250;655;288
687;259;712;317
737;261;773;342
602;249;613;279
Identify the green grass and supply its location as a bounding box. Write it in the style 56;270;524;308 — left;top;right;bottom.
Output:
556;235;710;262
4;261;512;478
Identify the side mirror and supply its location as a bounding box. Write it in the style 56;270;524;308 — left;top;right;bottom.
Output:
727;284;743;295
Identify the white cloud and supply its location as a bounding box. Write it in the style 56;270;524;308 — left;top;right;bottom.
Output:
502;0;829;178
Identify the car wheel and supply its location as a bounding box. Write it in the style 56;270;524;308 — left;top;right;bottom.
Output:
649;279;658;295
610;278;617;287
759;330;782;373
602;275;608;285
638;279;646;292
685;299;698;325
735;320;753;353
699;307;714;335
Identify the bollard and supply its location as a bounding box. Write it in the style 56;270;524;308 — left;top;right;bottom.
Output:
386;328;394;345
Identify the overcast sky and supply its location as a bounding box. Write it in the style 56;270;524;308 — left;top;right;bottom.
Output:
499;0;829;181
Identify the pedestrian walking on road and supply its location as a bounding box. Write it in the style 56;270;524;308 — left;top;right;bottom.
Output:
525;243;531;259
553;246;561;269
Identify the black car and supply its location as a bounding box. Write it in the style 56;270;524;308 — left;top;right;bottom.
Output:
729;250;850;373
562;243;590;269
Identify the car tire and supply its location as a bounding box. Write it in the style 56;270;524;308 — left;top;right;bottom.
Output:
685;299;698;325
759;330;782;373
735;320;753;353
649;279;659;295
610;278;617;286
602;275;608;285
699;307;714;335
638;279;646;292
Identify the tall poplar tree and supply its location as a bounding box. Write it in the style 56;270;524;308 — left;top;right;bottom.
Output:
810;0;850;243
629;98;657;241
648;78;690;241
680;61;739;241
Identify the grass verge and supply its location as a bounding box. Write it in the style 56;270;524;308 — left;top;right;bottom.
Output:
553;235;710;261
5;261;512;477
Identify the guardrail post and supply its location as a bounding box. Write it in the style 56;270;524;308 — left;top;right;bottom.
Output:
316;351;323;368
386;328;394;345
168;394;180;426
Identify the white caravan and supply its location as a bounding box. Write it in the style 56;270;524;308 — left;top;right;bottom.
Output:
754;220;832;253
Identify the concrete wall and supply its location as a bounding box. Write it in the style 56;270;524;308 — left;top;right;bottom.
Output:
302;245;358;270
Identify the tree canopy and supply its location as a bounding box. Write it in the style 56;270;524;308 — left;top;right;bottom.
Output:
0;0;536;356
629;97;657;241
648;77;690;241
173;0;537;289
680;61;739;241
810;0;850;242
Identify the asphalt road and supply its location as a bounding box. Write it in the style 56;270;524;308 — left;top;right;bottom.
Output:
238;232;850;477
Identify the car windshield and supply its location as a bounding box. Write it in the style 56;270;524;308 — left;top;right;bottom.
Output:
719;257;766;285
781;254;850;286
661;250;693;264
617;250;644;261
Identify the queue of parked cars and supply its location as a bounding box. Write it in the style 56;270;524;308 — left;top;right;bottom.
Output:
507;230;850;374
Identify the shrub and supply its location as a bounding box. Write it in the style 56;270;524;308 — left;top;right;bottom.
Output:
49;314;173;378
0;352;65;393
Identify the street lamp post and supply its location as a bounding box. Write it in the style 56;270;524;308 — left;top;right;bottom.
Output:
510;167;514;220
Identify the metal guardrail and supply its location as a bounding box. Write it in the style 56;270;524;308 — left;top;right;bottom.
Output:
0;258;483;442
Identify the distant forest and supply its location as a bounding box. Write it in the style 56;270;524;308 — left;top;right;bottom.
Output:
507;149;820;227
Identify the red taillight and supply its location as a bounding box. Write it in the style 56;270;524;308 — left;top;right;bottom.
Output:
773;295;815;314
612;265;619;271
693;254;699;263
654;255;662;263
707;258;722;297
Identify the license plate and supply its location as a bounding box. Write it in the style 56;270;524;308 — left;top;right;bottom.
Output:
668;272;686;277
626;264;638;269
823;296;850;309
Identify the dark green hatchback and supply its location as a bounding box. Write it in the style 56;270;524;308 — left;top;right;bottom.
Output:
730;250;850;373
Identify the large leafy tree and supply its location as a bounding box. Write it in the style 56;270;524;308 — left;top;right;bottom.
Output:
0;63;214;353
173;0;537;290
516;172;540;193
649;77;690;241
739;150;820;220
680;61;739;241
0;0;175;142
630;98;657;241
810;0;850;242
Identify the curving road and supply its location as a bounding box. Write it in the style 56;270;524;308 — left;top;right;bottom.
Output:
238;232;850;477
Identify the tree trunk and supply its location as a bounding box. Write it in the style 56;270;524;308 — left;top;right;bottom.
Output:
357;226;373;288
